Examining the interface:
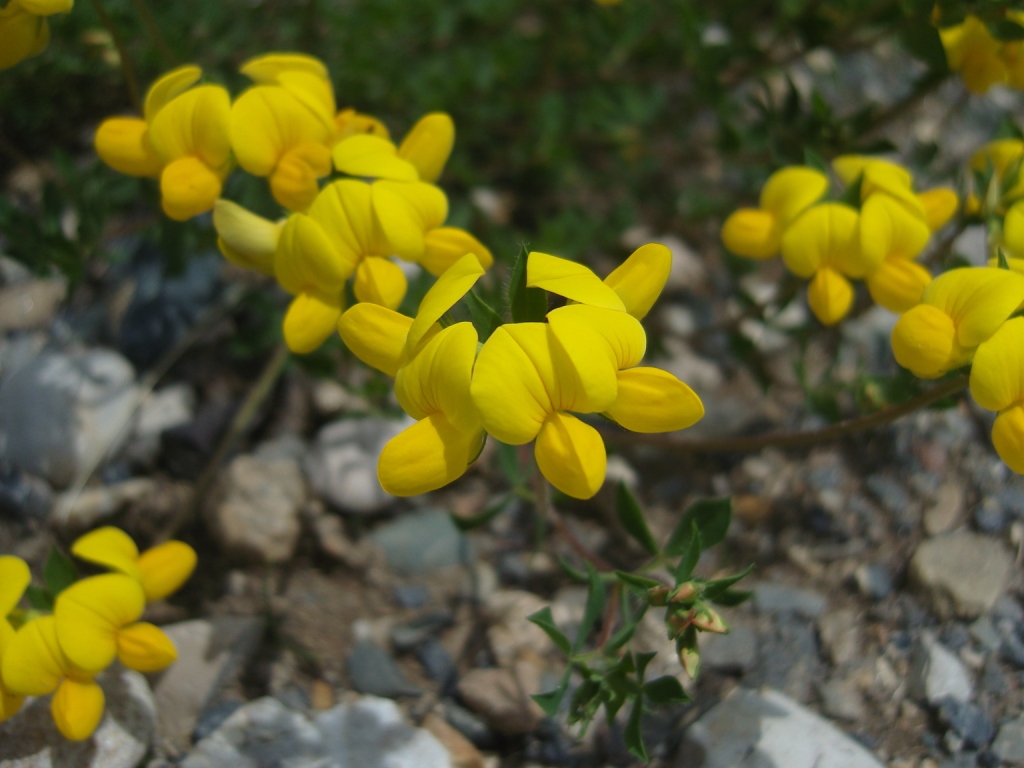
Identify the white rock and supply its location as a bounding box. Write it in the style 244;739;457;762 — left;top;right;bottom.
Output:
677;687;884;768
126;384;195;465
659;235;707;289
907;631;973;705
909;531;1013;618
0;279;66;332
0;666;156;768
51;477;157;529
316;696;450;768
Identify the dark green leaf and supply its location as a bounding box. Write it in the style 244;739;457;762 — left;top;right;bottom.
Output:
528;607;572;655
615;482;659;555
673;521;702;582
710;588;755;607
644;675;690;706
44;548;77;597
999;249;1011;270
466;289;503;342
803;147;828;174
665;498;732;557
634;651;657;682
624;695;648;762
25;585;53;611
574;563;607;653
838;174;863;208
532;668;571;717
900;26;949;73
614;570;663;593
450;494;511;531
989;18;1024;40
702;564;756;600
508;248;547;323
558;556;589;582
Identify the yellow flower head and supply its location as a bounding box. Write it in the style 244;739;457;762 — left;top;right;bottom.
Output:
970;138;1024;205
780;202;870;325
212;200;282;276
0;0;72;71
720;166;828;260
230;53;338;212
333;112;455;184
94;65;232;221
971;317;1024;473
335;108;390;141
70;527;197;602
339;253;487;495
860;194;933;313
938;14;1024;94
0;555;31;724
833;154;957;231
891;266;1024;378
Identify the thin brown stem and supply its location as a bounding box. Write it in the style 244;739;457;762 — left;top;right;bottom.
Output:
87;0;142;112
601;373;969;454
130;0;175;66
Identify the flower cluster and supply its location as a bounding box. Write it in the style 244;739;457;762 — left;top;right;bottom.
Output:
339;246;705;500
720;156;958;325
0;528;195;740
0;0;71;71
95;55;493;355
937;11;1024;95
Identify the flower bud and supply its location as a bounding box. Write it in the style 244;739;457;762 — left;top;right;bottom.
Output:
692;606;729;634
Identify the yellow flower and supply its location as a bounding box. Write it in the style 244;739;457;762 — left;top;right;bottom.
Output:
339;253;487;495
2;616;104;741
0;0;71;71
230;53;338;212
94;65;232;221
971;317;1024;473
53;574;176;675
212;200;282;276
0;555;31;723
720;166;828;259
970;138;1024;205
780;203;871;325
859;194;933;313
335;108;390;141
939;14;1022;94
891;266;1024;378
833;155;957;230
70;527;196;602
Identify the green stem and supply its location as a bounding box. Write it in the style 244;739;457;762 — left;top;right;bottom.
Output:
87;0;142;112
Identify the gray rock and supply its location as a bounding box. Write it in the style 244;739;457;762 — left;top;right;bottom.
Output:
909;531;1013;618
924;482;965;536
315;696;449;768
938;698;995;750
346;641;420;698
753;583;827;618
207;455;306;564
907;632;973;705
0;348;139;489
152;617;264;755
974;496;1006;533
456;667;544;736
305;417;412;514
854;563;893;601
993;716;1024;765
865;474;914;521
126;384;195;466
676;687;884;768
702;626;757;674
369;508;470;576
817;608;861;667
0;666;156;768
0;279;66;332
818;679;867;722
51;477;157;529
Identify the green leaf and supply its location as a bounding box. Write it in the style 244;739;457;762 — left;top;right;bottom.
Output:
624;695;648;762
495;441;523;486
665;498;732;557
838;173;863;208
803;147;828;174
634;651;657;682
532;668;571;717
450;494;511;531
558;556;589;582
574;563;607;653
615;570;663;593
44;548;77;597
615;482;659;555
528;607;572;655
673;521;702;582
702;564;755;601
644;675;690;706
25;585;53;611
508;247;547;323
466;289;503;342
989;18;1024;41
710;588;755;607
999;249;1011;270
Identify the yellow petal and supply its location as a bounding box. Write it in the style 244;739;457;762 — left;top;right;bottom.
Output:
160;156;222;221
372;180;449;261
866;258;932;314
0;680;24;724
720;208;781;260
93;118;163;178
137;541;196;602
2;616;66;696
116;622;177;672
806;267;854;326
780;203;861;278
143;64;201;122
54;574;146;674
604;367;704;433
397;112;455;183
1004;201;1024;258
240;52;329;84
925;266;1024;347
546;303;646;384
395;322;480;432
859;194;931;266
148;85;232;170
336;108;390;140
213;200;280;276
891;303;958;379
332;134;418;181
970;139;1024;176
354;256;408;310
970;317;1024;412
282;292;342;354
759;166;829;225
307;179;375;265
534;412;606;500
940;17;1006;94
0;5;48;72
407;252;484;353
276;213;353;296
603;243;671;320
274;71;337;136
378;412;483;496
421;227;494;275
992;404;1024;474
337;303;413;377
230;86;333;177
269;142;332;212
526;251;625;311
833;156;913;190
51;677;104;742
0;556;30;618
19;0;72;14
70;527;141;580
918;188;959;232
